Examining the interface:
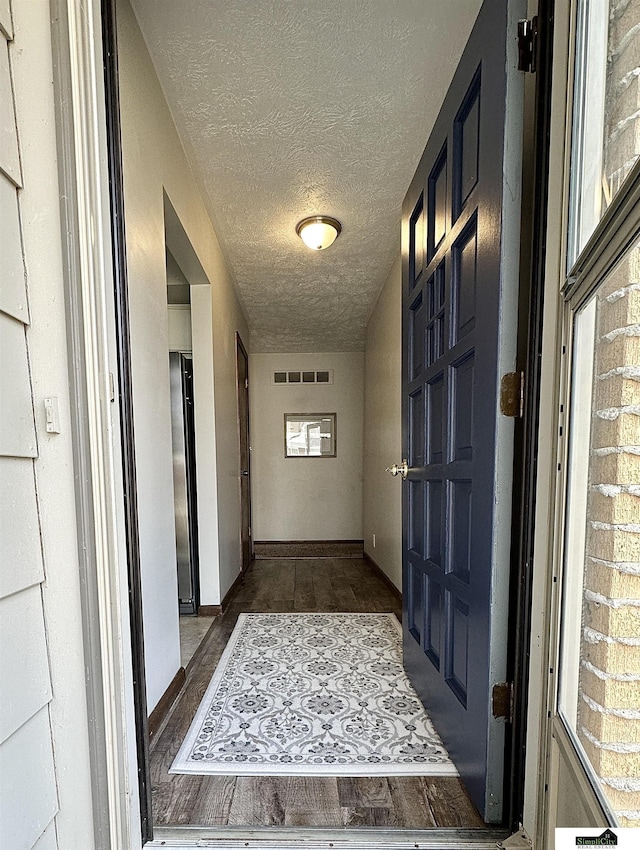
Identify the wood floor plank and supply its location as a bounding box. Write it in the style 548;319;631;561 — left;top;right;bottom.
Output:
152;775;204;825
328;569;359;609
341;806;396;827
337;776;392;808
190;776;237;825
312;570;340;611
272;561;295;602
341;807;369;828
293;564;316;610
227;776;286;826
368;806;397;826
387;776;438;828
422;776;485;827
252;563;283;610
284;810;342;827
282;777;342;827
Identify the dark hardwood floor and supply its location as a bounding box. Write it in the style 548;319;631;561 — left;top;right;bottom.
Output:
150;557;485;829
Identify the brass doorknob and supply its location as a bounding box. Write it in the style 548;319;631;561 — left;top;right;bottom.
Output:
385;459;409;480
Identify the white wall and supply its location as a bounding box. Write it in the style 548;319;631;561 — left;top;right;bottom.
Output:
167;305;192;351
191;285;221;605
363;255;402;590
118;0;249;710
250;352;364;541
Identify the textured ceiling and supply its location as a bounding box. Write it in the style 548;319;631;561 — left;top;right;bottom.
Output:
130;0;482;352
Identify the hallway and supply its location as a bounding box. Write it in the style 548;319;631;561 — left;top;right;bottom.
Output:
150;558;485;829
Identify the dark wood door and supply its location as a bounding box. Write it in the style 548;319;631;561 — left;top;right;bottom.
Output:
236;334;252;573
401;1;524;824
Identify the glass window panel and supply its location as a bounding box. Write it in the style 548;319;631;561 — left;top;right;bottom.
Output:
559;238;640;824
284;413;336;457
568;2;640;268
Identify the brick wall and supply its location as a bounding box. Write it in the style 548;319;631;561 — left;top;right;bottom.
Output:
576;1;640;826
578;261;640;826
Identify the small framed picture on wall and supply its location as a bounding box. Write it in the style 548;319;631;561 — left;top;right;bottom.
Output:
284;413;336;457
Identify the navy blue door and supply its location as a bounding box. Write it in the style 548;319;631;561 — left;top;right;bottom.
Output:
401;1;524;824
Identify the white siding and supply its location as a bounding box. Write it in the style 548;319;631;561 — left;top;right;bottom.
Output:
0;585;52;743
0;171;28;322
0;35;20;185
0;312;37;456
0;708;58;850
0;0;11;39
0;457;44;596
9;0;96;844
30;822;58;850
0;5;59;847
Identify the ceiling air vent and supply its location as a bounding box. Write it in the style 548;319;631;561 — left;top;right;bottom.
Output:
271;370;333;385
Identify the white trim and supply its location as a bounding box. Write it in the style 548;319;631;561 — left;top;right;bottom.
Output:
51;0;139;846
484;0;527;823
531;0;640;842
559;296;597;728
521;0;574;840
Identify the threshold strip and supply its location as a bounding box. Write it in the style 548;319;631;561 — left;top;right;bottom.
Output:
149;826;508;849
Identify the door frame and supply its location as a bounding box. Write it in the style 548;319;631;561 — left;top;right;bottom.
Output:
50;0;561;845
51;0;147;845
507;0;555;831
524;0;640;840
235;332;253;574
538;11;640;839
101;0;153;837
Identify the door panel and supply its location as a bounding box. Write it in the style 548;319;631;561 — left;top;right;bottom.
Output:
402;0;524;823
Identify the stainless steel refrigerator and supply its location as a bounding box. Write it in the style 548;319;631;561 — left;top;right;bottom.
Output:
169;352;200;614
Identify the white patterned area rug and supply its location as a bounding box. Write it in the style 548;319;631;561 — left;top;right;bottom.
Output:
170;613;457;777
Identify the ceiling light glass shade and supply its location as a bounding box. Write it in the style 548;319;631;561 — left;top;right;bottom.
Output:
296;216;342;250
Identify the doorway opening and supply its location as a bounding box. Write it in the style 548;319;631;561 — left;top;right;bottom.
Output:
163;200;225;676
97;0;544;840
236;333;252;576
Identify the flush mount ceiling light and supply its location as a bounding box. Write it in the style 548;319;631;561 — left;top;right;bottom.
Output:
296;216;342;251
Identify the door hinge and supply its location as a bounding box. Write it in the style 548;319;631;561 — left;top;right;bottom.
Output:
492;681;514;722
517;17;538;73
497;827;533;849
500;371;525;418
